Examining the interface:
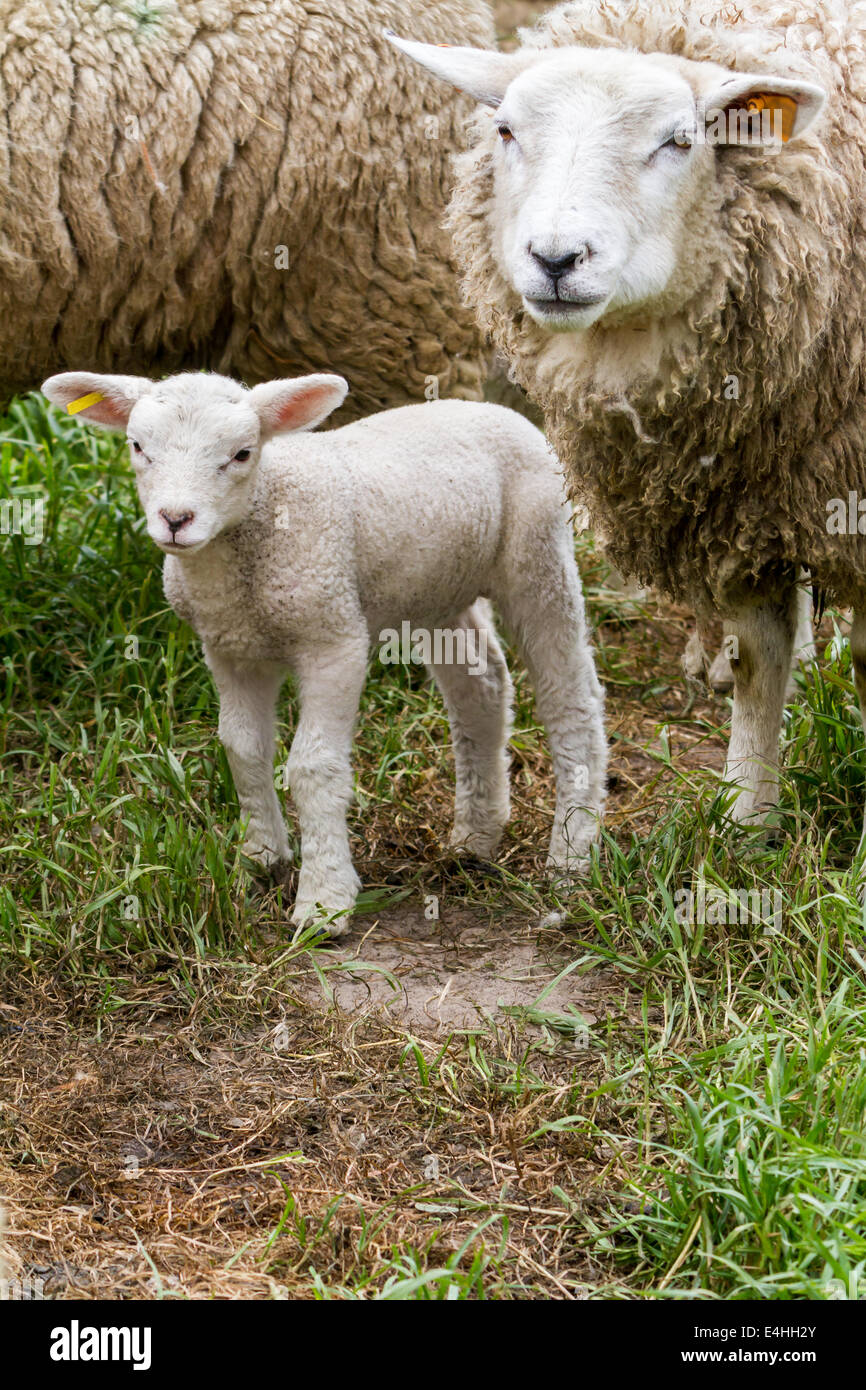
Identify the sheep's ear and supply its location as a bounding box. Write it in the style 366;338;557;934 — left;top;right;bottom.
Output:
700;72;826;146
41;372;152;429
384;30;537;107
249;375;349;436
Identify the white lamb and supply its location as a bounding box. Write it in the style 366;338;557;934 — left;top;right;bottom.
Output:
42;370;607;931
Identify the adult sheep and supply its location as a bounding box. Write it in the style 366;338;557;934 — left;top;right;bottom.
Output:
388;1;866;845
0;0;493;418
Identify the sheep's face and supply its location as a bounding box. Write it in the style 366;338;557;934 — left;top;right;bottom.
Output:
41;372;348;555
387;34;825;334
486;50;708;332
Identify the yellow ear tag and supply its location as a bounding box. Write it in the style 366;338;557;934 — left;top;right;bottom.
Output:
746;93;798;142
67;390;104;415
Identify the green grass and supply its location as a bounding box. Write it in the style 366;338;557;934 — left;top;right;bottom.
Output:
2;389;866;1300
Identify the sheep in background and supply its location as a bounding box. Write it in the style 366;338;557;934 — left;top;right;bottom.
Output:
42;370;607;931
0;0;494;418
388;0;866;845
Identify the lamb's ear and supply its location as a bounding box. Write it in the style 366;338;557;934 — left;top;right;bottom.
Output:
701;72;826;146
41;372;152;429
249;375;349;437
384;30;537;107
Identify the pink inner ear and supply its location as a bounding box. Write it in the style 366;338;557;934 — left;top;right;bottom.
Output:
270;383;334;431
45;377;134;428
77;394;134;428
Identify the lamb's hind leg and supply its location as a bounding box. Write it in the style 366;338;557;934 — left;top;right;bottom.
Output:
722;590;796;824
428;602;513;859
497;535;607;873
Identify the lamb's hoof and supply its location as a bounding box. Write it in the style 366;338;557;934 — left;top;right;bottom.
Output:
291;868;360;936
546;858;590;888
545;838;593;887
443;851;503;882
290;902;353;937
243;833;292;871
448;826;505;860
244;855;293;895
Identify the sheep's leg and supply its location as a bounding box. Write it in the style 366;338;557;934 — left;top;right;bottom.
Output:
849;612;866;869
722;591;797;825
287;638;368;933
428;602;513;859
682;628;708;681
498;546;607;873
206;650;291;872
792;581;817;668
709;579;814;695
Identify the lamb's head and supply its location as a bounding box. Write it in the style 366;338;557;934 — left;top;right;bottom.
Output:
387;33;825;334
42;371;348;554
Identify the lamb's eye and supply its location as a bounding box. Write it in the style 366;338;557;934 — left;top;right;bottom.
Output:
131;440;142;453
233;449;251;462
497;123;514;143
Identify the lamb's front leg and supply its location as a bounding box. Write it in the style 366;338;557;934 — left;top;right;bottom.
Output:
287;638;369;934
722;591;796;825
206;650;291;873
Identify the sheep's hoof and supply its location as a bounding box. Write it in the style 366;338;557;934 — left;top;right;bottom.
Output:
722;791;783;842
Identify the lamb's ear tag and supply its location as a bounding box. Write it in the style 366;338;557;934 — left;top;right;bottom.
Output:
67;390;105;415
745;93;798;142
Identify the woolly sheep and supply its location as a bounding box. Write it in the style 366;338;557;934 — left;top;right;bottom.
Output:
41;369;607;931
0;0;494;418
388;1;866;846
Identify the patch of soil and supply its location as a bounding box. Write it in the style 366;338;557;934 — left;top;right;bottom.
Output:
306;904;613;1032
0;937;622;1299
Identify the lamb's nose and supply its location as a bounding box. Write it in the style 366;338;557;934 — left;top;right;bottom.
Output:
159;509;194;537
530;245;592;279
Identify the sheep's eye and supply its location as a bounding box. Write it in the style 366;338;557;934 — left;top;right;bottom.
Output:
131;440;142;453
656;128;692;154
233;448;251;462
497;123;514;143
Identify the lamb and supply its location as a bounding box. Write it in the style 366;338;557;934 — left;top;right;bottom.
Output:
0;0;494;418
41;369;608;931
388;1;866;849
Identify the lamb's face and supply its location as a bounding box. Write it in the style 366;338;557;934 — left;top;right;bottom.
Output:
41;370;350;555
126;379;262;554
387;34;826;334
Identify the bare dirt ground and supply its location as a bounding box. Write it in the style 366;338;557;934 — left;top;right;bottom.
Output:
0;925;625;1299
303;905;612;1031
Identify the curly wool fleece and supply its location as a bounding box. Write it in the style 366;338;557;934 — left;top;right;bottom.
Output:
447;0;866;613
0;0;492;418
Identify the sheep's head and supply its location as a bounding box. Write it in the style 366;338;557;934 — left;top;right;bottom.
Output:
42;372;348;554
387;32;825;334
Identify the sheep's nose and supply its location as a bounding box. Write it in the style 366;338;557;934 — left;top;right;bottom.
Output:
159;508;194;537
530;245;592;279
